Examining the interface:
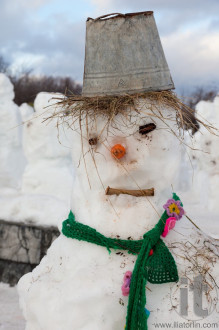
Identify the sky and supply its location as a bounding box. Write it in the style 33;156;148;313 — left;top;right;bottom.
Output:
0;0;219;93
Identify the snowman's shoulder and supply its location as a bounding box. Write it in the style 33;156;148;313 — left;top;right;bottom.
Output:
37;235;136;281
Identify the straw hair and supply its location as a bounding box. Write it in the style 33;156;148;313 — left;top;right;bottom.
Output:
44;91;218;141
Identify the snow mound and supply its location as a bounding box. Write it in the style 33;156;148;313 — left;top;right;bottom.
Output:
0;76;74;226
0;74;25;193
183;94;219;215
21;92;73;204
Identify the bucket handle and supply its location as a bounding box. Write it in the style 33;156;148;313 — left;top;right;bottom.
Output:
87;11;153;22
87;13;125;22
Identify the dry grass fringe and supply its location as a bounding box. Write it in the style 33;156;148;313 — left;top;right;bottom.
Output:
169;235;219;309
44;90;218;141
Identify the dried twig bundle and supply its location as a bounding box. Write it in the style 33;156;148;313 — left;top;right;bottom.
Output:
169;234;219;308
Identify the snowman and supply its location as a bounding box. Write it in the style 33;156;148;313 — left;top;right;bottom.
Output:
18;12;219;330
178;94;219;238
21;92;73;205
189;94;219;213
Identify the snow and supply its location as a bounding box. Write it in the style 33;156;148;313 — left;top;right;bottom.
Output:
190;95;219;213
0;74;26;194
0;74;14;101
0;283;25;330
21;92;73;205
17;95;219;329
19;103;34;122
0;194;69;228
0;76;74;227
177;94;219;237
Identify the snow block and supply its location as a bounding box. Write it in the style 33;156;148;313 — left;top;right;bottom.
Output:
0;220;59;286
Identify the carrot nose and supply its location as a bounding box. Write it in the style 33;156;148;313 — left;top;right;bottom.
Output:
111;144;126;159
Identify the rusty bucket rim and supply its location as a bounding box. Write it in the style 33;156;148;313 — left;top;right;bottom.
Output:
87;11;154;22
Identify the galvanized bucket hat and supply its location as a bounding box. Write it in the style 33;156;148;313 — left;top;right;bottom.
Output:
82;11;174;97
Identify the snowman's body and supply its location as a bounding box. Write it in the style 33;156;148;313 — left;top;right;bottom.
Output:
18;99;218;329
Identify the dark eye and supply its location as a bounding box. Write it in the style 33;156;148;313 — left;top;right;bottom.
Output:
139;123;156;135
89;137;98;145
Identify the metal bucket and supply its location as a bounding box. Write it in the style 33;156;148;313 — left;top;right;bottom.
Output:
82;11;174;97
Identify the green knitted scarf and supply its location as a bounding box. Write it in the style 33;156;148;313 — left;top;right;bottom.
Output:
62;193;181;330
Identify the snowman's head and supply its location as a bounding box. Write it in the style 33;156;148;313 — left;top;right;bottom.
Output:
70;99;182;198
49;92;214;234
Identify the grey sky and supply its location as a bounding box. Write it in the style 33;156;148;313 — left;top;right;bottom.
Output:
0;0;218;92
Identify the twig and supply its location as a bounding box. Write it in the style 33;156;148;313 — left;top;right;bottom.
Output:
185;215;201;230
105;186;154;197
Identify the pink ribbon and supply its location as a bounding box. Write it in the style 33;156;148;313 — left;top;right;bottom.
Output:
162;217;176;237
121;271;132;296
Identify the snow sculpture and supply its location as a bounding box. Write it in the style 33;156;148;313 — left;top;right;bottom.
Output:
19;103;34;122
0;90;73;226
21;92;73;204
0;73;25;193
191;95;219;213
18;12;218;330
180;93;219;228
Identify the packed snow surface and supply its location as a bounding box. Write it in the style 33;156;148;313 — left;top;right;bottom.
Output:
0;283;25;330
0;74;25;193
188;95;219;214
21;92;73;205
177;94;219;238
0;75;74;226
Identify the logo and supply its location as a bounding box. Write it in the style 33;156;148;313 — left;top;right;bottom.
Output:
170;274;218;321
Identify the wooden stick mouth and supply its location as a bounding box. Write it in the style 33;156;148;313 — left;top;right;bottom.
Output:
105;186;154;197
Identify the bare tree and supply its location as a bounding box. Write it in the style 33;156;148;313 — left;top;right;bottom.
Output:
186;87;218;109
180;86;218;134
11;74;82;106
0;54;82;105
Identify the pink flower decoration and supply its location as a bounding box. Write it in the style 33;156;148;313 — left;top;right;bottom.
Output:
121;271;132;296
163;199;185;220
162;217;176;237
